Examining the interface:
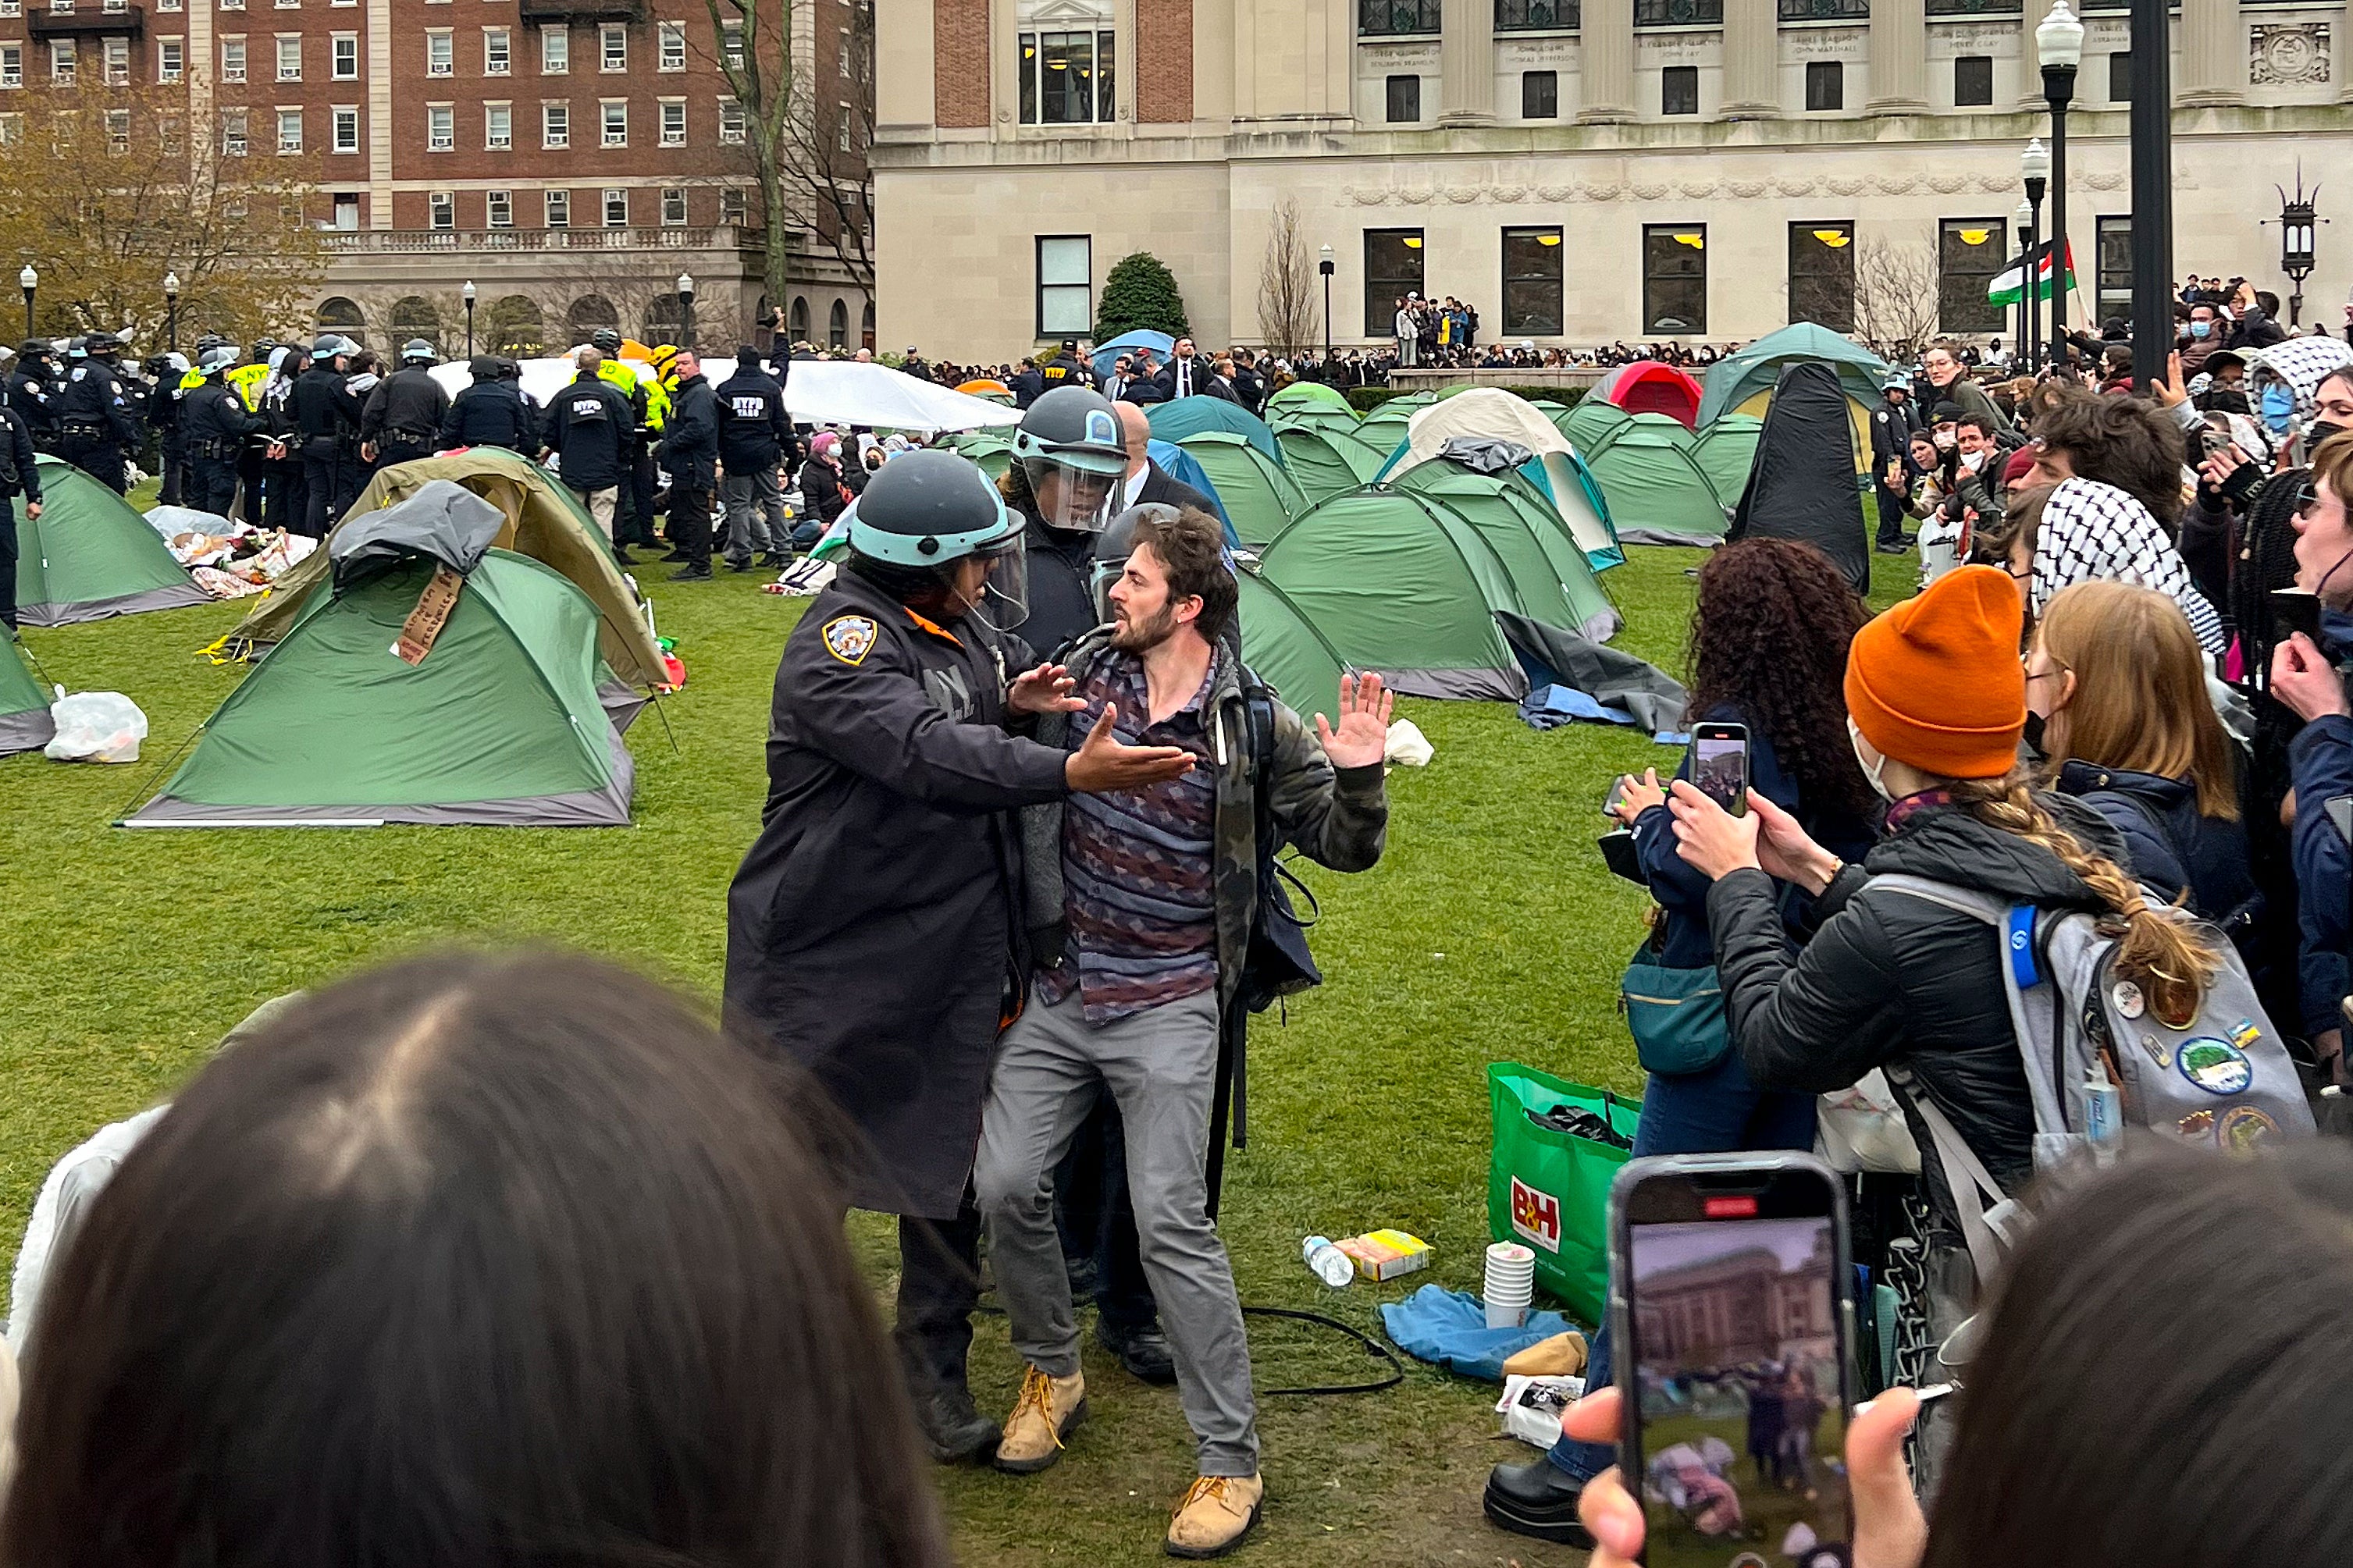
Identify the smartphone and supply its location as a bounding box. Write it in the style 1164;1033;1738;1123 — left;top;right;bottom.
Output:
1611;1153;1856;1568
2271;587;2327;645
1690;723;1750;816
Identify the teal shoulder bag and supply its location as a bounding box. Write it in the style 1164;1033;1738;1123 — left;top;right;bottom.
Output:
1618;930;1732;1076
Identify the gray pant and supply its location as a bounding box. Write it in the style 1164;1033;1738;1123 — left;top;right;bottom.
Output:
721;464;784;566
974;987;1257;1476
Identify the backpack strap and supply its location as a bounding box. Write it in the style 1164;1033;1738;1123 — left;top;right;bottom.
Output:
1882;1061;2032;1289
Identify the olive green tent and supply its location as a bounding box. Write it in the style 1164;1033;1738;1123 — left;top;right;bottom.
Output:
1176;432;1308;547
1265;382;1355;418
1578;413;1731;546
1561;397;1633;457
1;638;52;756
16;457;211;627
1274;425;1388;506
1358;393;1436;449
1391;461;1620;642
226;447;664;689
130;484;635;827
1148;396;1281;464
1254;487;1534;700
1234;567;1347;716
1691;414;1765;507
941;432;1013;482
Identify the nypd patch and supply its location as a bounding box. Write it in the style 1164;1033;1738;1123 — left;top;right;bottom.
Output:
821;614;878;666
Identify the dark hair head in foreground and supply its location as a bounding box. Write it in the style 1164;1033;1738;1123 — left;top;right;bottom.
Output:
5;949;951;1568
1928;1143;2353;1568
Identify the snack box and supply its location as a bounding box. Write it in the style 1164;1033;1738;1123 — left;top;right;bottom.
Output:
1336;1228;1431;1282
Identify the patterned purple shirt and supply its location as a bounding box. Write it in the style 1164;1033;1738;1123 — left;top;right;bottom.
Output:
1038;649;1221;1024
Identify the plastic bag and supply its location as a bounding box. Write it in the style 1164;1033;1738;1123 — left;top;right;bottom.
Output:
1816;1068;1921;1175
44;690;148;763
1487;1062;1640;1326
1384;717;1433;766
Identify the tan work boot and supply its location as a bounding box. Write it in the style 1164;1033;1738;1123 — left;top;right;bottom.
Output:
1165;1473;1264;1559
994;1364;1086;1474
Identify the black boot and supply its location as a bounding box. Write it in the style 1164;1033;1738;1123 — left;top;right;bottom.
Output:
1096;1316;1176;1385
1483;1457;1594;1548
910;1382;1000;1465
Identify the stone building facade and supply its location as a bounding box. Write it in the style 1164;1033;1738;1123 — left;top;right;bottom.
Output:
870;0;2353;358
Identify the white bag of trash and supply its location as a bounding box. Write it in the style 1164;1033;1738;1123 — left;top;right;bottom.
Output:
44;690;148;763
1384;717;1433;767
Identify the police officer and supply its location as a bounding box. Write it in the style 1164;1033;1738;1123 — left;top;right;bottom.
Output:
1002;385;1129;651
292;335;365;535
543;347;634;540
55;332;141;492
587;329;661;560
5;340;58;453
655;348;718;581
715;344;791;571
1038;338;1091;393
439;355;536;453
361;340;451;473
0;386;41;633
721;449;1193;1463
182;343;262;518
146;352;190;506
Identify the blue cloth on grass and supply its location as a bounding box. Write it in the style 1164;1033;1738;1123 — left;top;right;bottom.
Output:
1378;1284;1582;1382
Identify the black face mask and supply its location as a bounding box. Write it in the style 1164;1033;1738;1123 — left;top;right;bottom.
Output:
2311;421;2348;448
2021;709;2049;762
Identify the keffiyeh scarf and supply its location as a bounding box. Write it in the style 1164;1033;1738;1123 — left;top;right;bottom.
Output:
2031;477;2228;655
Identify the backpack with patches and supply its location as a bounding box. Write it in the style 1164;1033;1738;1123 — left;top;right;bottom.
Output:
1873;873;2313;1283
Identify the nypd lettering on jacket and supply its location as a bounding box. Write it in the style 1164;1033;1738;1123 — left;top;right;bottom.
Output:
732;395;767;420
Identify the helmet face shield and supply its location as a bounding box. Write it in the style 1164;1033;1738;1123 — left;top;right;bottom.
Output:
1021;454;1122;532
968;528;1029;631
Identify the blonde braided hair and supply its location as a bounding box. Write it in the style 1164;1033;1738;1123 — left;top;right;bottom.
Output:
1945;770;2221;1023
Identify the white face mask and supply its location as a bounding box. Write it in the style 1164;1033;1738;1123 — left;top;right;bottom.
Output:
1849;716;1896;802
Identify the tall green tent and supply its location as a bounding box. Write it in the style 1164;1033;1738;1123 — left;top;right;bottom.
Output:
1176;432;1308;547
1695;322;1892;427
1562;396;1633;457
16;458;210;626
1254;488;1530;700
0;639;52;756
1148;396;1281;464
1392;461;1620;642
1691;414;1765;506
130;483;635;828
1578;413;1731;546
1234;567;1347;716
1274;425;1388;506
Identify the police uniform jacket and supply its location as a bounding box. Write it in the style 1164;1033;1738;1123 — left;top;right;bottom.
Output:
721;565;1069;1218
1038;351;1090;390
183;379;262;453
0;406;40;503
439;381;534;451
5;370;55;444
362;366;452;447
292;366;363;445
715;364;791;471
543;372;634;491
59;360;139;445
657;373;718;489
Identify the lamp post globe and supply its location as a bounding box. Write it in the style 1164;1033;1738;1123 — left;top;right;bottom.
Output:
1317;244;1335;363
462;279;477;356
164;269;180;352
2038;2;2083;375
676;272;696;349
19;264;34;339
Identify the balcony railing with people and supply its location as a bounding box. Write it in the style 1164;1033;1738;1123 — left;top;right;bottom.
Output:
320;225;771;255
1496;0;1578;29
1359;0;1442;35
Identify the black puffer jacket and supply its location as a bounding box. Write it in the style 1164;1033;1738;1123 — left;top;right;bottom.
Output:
1707;796;2127;1223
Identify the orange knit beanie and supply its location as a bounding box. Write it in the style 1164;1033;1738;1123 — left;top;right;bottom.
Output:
1844;565;2026;780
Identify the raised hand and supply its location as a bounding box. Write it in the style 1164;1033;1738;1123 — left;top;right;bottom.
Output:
1065;703;1194;793
1314;672;1393;770
1006;662;1083;716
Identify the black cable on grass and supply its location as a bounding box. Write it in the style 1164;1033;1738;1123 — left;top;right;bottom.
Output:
973;1301;1404;1397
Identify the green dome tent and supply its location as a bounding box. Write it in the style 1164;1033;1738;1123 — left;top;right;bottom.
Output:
1265;381;1355;418
1561;396;1632;457
1234;567;1348;716
1695;324;1890;471
1;638;52;756
16;458;210;626
940;431;1013;482
1148;396;1281;464
1274;425;1388;506
130;484;635;828
1391;461;1620;642
1176;431;1308;547
1690;414;1765;506
1373;386;1625;571
1254;487;1532;700
1578;413;1730;546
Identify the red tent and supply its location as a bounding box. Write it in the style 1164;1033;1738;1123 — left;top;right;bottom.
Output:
1592;361;1705;430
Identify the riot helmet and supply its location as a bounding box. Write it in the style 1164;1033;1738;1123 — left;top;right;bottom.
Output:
846;448;1027;631
1011;385;1127;533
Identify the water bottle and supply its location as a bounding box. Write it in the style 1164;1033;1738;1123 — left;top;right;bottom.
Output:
2083;1058;2121;1164
1302;1236;1355;1288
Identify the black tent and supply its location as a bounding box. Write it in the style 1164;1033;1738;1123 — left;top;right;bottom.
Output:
1728;361;1871;594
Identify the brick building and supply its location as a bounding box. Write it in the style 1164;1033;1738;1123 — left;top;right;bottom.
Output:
0;0;871;353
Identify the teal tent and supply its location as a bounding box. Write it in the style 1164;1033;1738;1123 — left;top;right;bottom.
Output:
1148;396;1281;464
1176;432;1307;547
1274;425;1388;506
1;638;52;756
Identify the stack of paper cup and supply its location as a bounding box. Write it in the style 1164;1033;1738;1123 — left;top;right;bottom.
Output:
1485;1242;1536;1329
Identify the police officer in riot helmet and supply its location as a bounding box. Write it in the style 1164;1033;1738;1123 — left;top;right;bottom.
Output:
6;340;58;453
722;448;1194;1466
1002;385;1130;652
146;350;192;507
292;334;366;535
361;339;451;474
55;331;141;493
183;343;263;517
438;354;536;453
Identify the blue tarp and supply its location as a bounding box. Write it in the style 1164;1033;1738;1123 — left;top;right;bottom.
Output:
1146;438;1240;547
1090;330;1176;377
1379;1285;1584;1382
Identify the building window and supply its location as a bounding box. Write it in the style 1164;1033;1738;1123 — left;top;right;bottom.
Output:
1642;223;1707;334
1521;69;1557;119
1017;30;1115;124
599;21;623;69
1788;222;1856;331
1501;226;1564;336
105;106;127;151
160;112;182;150
274;33;299;79
0;0;14;17
0;45;19;87
1497;0;1577;27
425;30;450;73
1636;0;1720;22
602;187;627;226
48;39;73;83
1358;0;1440;34
486;187;512;227
429;190;454;229
660;98;684;144
718;97;743;142
219;35;244;80
332;103;358;149
600;98;625;145
540;24;565;72
485;100;511;147
484;26;509;73
1035;233;1091;337
427;101;454;149
838;23;849;76
1938;216;2008;332
657;18;683;69
2108;48;2130;101
219;0;241;11
1953;53;1992;105
276;105;301;152
541;100;567;147
1362;227;1424;336
836;103;849;151
1804;59;1842;111
720;187;746;225
157;35;182;80
221;107;247;153
2095;214;2132;317
1383;73;1420;121
331;31;356;76
0;113;20;142
721;17;742;66
1662;64;1697;115
661;186;685;224
544;187;568;226
98;34;125;81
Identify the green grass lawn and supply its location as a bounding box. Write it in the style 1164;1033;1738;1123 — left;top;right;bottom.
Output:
0;514;1912;1567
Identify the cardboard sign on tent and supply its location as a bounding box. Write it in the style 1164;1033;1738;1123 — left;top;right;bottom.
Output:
130;484;635;829
1275;425;1388;506
1591;361;1705;429
1576;413;1730;546
226;448;665;690
0;638;52;756
1148;395;1282;464
1390;460;1621;643
16;458;212;627
1728;361;1874;595
1176;432;1306;547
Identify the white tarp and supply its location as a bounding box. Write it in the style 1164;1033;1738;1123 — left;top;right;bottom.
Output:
429;355;648;408
780;361;1020;433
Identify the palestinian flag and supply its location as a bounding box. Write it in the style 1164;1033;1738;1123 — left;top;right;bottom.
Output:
1988;240;2077;306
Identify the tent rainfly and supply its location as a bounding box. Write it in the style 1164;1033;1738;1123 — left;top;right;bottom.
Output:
0;638;52;756
16;458;212;626
1572;413;1732;546
1591;361;1706;429
1379;388;1625;569
1175;432;1308;547
1695;324;1891;470
1728;361;1873;594
1690;414;1766;506
1390;459;1621;643
1148;396;1283;464
1233;567;1349;718
1274;425;1390;507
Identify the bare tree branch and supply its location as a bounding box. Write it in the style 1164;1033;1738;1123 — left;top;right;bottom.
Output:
1853;230;1943;358
1256;200;1317;360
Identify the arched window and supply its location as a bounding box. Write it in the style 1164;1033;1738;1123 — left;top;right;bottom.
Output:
315;296;365;347
484;295;545;357
860;300;875;351
788;296;809;343
643;292;685;344
565;293;621;345
828;298;848;349
388;294;441;355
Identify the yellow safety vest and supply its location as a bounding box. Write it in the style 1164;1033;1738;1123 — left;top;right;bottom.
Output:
225;361;270;412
